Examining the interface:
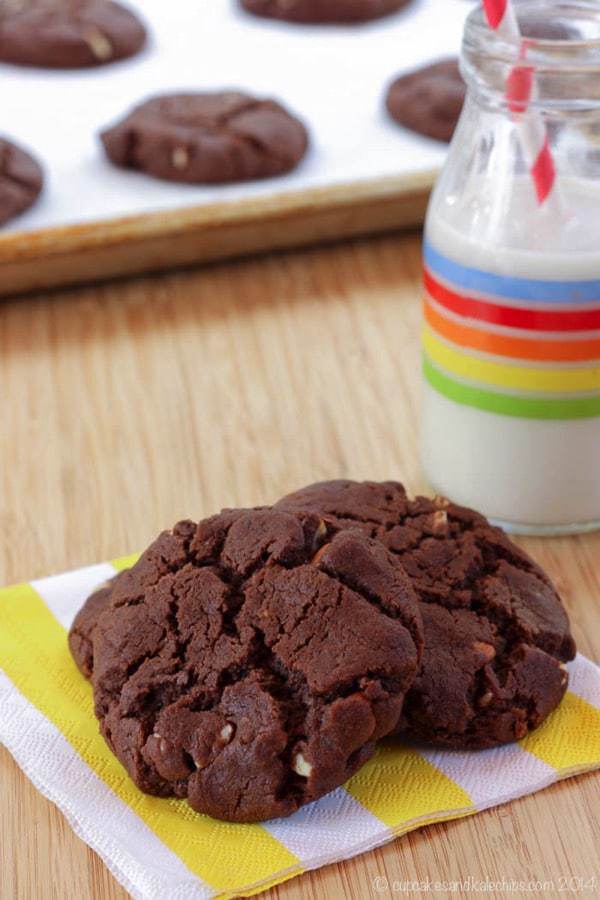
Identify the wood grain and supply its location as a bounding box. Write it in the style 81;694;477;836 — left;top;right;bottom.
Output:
0;173;433;297
0;232;598;900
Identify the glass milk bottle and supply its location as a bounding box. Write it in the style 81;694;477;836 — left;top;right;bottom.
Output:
421;0;600;534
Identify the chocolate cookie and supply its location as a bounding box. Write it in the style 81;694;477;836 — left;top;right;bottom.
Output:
240;0;412;24
101;92;309;184
69;508;422;822
69;576;117;678
277;481;576;750
0;137;43;226
0;0;146;69
386;58;466;143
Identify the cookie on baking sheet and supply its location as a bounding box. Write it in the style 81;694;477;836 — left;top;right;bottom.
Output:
240;0;412;23
0;0;146;69
386;58;466;143
0;137;43;226
100;91;309;184
69;507;423;822
277;480;577;750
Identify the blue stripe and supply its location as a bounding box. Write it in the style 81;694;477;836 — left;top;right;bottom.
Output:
424;239;600;305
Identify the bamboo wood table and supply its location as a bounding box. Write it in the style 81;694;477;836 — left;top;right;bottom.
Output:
1;231;599;900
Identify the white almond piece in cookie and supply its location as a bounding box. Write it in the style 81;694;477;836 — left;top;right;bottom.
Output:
85;27;113;61
293;752;312;778
172;147;190;170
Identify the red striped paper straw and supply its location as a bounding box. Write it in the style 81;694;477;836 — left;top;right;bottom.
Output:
482;0;557;205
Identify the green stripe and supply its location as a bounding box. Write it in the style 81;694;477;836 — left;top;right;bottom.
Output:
424;357;600;420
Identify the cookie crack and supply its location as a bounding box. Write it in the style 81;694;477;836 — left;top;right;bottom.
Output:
318;558;407;622
248;632;312;803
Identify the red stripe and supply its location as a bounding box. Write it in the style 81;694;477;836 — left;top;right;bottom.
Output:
506;64;534;114
483;0;506;29
531;136;556;204
423;269;600;332
483;0;557;209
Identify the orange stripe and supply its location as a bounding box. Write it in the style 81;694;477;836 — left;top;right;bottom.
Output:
424;298;600;363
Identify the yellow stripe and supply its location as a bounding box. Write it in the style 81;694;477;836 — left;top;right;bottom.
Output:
111;553;140;572
424;328;600;393
0;583;299;897
346;740;473;829
520;692;600;772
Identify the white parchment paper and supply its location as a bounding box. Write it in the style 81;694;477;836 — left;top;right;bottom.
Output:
1;0;469;234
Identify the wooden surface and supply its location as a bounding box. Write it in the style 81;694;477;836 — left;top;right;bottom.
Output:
0;231;599;900
0;173;433;297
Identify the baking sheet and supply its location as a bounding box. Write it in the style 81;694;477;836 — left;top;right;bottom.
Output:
1;0;469;236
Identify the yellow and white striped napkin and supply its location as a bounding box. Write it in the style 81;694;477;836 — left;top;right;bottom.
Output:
1;556;600;900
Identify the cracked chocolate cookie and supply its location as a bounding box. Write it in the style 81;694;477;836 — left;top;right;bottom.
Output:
277;480;576;749
69;507;422;822
0;0;146;69
240;0;413;24
386;58;465;143
0;137;43;225
100;91;309;184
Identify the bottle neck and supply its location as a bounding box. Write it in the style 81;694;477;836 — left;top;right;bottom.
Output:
461;0;600;115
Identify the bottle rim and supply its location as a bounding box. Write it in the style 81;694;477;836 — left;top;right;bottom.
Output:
464;0;600;70
462;0;600;110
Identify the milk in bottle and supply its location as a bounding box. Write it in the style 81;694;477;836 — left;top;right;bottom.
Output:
421;1;600;533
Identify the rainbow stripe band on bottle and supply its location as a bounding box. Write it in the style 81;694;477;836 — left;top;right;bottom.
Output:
422;240;600;420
